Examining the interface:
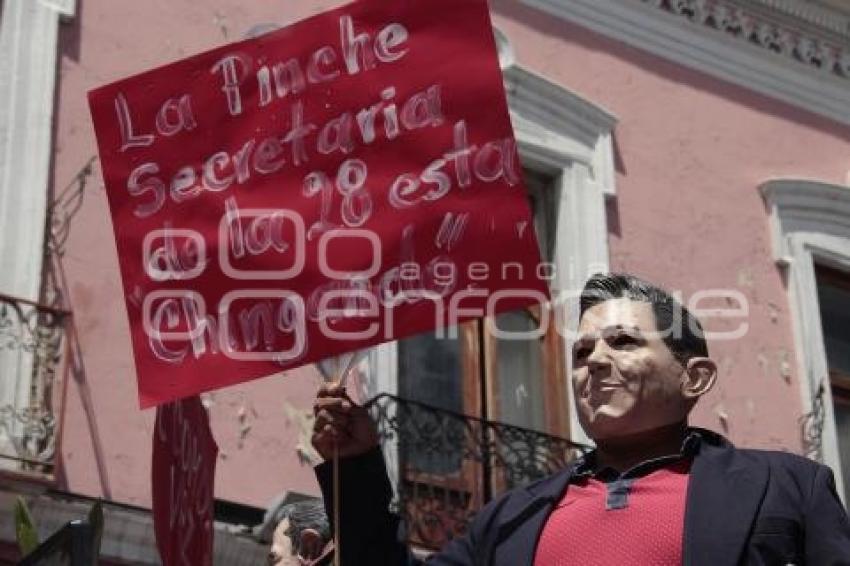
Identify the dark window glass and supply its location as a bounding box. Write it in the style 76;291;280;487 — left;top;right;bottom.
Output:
397;331;464;474
816;266;850;504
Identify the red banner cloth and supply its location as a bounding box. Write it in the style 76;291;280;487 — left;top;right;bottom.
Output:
152;396;218;566
88;0;549;407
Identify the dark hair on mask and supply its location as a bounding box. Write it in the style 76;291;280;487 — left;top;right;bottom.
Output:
282;500;331;554
579;273;708;366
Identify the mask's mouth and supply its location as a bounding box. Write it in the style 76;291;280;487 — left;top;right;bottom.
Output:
585;376;624;394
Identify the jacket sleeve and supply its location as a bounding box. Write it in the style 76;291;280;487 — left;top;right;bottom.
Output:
804;464;850;563
315;447;482;566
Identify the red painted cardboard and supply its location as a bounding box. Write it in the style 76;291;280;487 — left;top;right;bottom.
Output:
152;396;218;566
89;0;549;407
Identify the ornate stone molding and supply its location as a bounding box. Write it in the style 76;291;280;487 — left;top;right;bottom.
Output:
761;179;850;265
504;64;619;187
644;0;850;80
519;0;850;126
743;0;850;39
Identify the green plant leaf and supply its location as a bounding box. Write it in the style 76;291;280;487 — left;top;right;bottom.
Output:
14;497;39;556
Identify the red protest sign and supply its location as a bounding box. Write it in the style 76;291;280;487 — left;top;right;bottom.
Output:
152;396;218;566
88;0;549;408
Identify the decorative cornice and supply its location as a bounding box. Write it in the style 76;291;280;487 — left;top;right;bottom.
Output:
503;64;618;193
760;178;850;263
519;0;850;126
743;0;850;39
505;66;618;146
644;0;850;81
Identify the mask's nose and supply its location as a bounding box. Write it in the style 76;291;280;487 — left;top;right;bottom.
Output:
586;341;612;378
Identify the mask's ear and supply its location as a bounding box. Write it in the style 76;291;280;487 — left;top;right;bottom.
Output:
682;357;717;403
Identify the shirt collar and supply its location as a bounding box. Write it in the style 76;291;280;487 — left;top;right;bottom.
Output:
572;429;703;481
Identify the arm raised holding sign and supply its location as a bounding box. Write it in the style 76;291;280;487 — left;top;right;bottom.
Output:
312;384;379;461
311;384;416;565
312;384;492;566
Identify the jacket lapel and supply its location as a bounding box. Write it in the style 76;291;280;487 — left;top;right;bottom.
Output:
485;431;767;565
683;437;769;566
485;465;575;566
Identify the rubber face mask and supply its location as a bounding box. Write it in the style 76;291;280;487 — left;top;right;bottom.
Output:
572;298;690;441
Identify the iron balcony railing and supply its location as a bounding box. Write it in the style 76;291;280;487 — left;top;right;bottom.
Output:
365;393;590;551
0;292;70;476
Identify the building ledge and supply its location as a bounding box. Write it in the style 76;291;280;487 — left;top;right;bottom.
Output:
519;0;850;126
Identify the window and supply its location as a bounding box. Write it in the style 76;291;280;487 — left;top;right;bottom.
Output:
397;330;465;475
397;169;569;437
361;49;618;549
816;265;850;503
396;169;573;433
761;178;850;502
394;170;571;548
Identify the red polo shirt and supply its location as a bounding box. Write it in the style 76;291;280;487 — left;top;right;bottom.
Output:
533;458;692;566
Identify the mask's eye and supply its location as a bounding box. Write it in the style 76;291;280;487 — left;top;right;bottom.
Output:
610;333;637;347
573;347;591;362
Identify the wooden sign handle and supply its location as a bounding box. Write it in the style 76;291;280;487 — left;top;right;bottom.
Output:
330;351;365;566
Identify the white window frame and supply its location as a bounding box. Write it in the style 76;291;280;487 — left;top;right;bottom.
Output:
0;0;72;301
761;178;850;500
0;0;71;467
361;47;618;479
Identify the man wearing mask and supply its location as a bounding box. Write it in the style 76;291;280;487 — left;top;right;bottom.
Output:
265;500;335;566
312;273;850;564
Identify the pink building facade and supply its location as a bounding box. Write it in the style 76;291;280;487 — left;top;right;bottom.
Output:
1;0;849;562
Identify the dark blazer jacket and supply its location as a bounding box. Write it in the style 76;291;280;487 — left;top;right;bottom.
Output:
316;429;850;565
